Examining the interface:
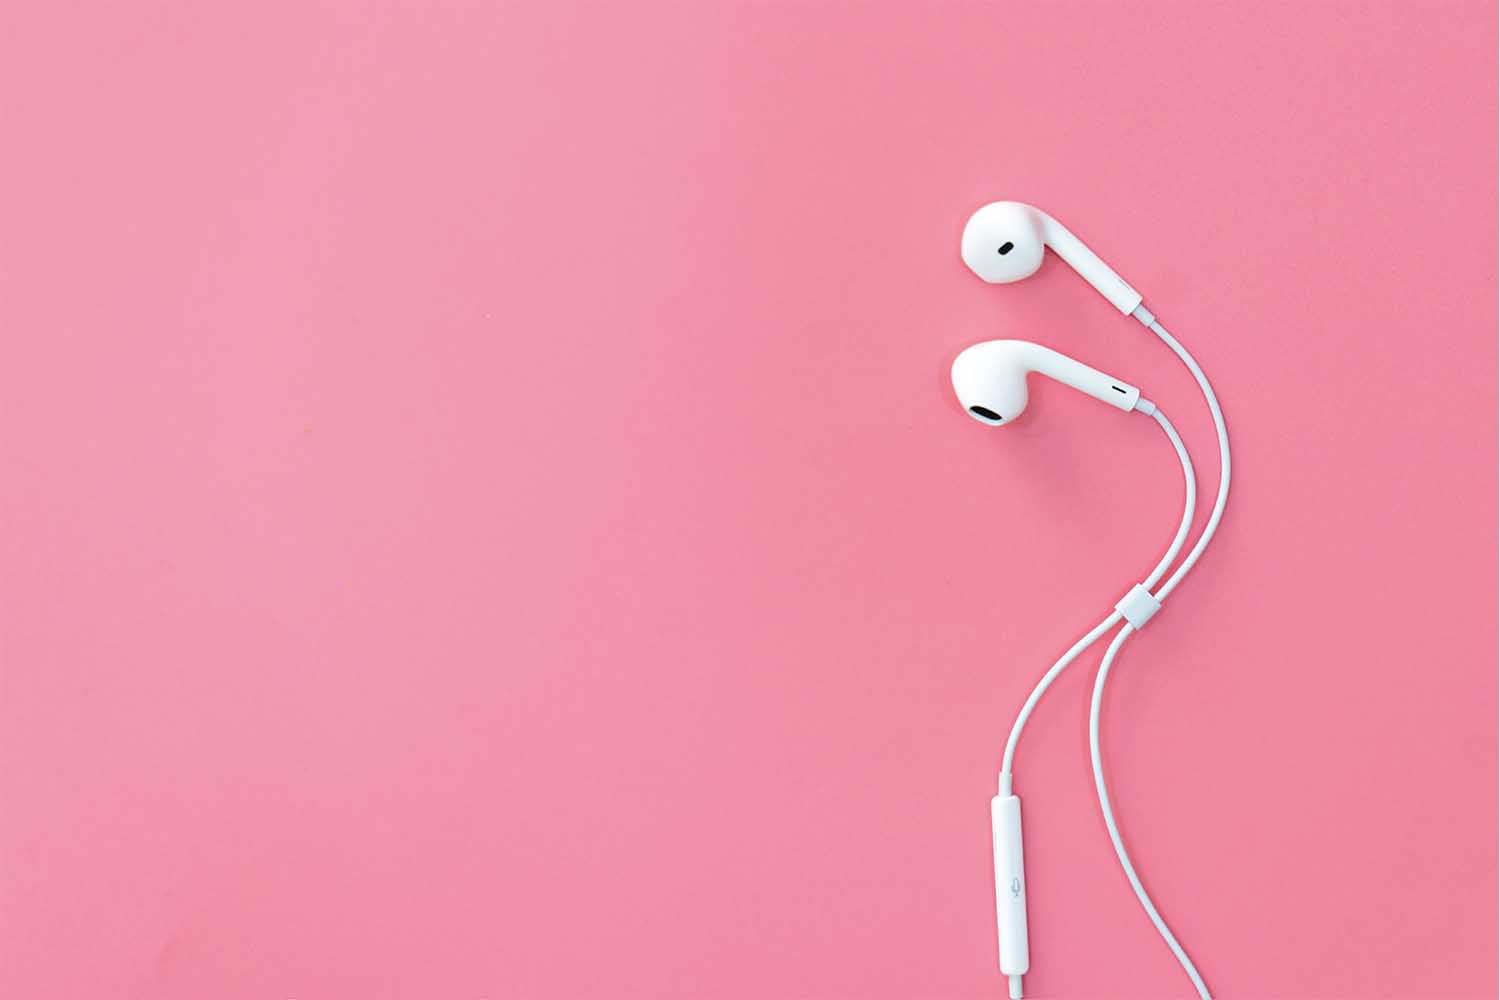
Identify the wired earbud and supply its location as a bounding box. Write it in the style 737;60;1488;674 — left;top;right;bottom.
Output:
955;201;1232;1000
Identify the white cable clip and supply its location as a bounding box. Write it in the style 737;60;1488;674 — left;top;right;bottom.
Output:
1115;583;1162;630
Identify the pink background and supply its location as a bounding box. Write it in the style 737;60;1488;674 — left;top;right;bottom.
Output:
1;3;1496;998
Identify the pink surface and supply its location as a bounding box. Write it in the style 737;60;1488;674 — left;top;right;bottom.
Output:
1;3;1496;998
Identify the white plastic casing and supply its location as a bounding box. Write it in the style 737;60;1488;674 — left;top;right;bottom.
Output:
1115;582;1163;629
991;794;1029;980
1037;212;1143;316
951;340;1140;426
960;201;1144;316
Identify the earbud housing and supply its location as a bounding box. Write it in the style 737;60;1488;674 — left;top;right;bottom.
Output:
961;202;1143;315
951;340;1140;425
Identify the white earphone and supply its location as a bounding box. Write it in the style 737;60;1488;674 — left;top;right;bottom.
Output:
961;201;1142;314
951;339;1140;423
953;201;1232;1000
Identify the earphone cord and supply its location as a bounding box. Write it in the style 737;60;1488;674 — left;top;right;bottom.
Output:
992;314;1229;999
1083;309;1231;1000
1135;311;1232;598
1090;622;1211;1000
997;403;1195;784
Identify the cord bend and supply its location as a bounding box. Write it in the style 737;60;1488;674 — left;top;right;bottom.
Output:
1084;307;1231;998
997;404;1195;785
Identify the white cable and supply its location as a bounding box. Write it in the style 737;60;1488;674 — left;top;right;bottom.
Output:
1138;406;1195;594
999;611;1118;793
1090;624;1211;1000
1135;312;1231;599
1081;308;1230;998
998;403;1195;788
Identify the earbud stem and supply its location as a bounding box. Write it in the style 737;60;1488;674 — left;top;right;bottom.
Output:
1037;212;1144;316
1022;342;1142;412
